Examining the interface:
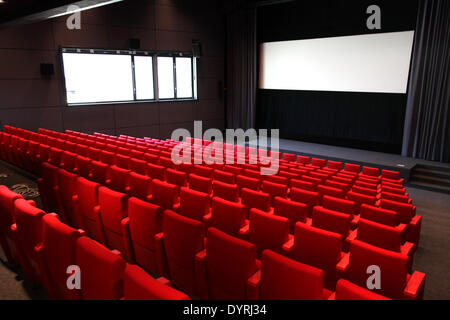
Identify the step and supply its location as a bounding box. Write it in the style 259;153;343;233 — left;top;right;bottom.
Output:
408;179;450;194
410;174;450;188
413;167;450;180
414;164;450;174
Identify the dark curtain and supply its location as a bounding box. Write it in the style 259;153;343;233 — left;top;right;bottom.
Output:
402;0;450;162
226;6;257;130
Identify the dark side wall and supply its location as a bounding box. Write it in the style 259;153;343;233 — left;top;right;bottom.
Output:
256;0;418;154
0;0;225;139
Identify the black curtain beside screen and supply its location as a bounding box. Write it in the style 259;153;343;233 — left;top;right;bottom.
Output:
402;0;450;162
226;6;257;130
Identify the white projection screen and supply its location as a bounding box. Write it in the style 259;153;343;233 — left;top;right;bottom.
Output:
259;31;415;94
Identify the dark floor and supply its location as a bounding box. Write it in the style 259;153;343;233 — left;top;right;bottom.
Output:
1;161;449;300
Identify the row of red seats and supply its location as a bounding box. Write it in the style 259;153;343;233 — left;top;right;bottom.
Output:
0;185;189;300
0;126;426;298
0;184;425;300
0;126;421;249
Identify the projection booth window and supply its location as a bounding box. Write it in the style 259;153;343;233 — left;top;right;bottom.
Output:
61;48;197;106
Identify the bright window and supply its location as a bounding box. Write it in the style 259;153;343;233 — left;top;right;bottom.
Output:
62;53;134;104
176;57;193;98
134;56;154;100
157;57;175;99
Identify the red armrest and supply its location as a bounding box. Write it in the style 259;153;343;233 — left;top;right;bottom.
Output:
282;234;295;253
194;249;208;299
403;271;426;300
336;252;350;274
247;270;261;300
154;232;169;278
121;217;135;263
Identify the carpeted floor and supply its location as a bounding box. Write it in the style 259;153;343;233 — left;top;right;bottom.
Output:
0;161;449;300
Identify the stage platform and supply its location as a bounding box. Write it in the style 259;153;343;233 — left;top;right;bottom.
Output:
248;138;450;184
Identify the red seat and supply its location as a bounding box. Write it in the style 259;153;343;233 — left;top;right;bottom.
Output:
75;236;126;300
212;180;239;202
130;158;147;175
261;180;288;205
188;173;212;194
257;249;332;300
213;169;235;184
378;199;421;245
13;198;46;283
0;186;23;263
123;264;190;300
75;155;91;179
330;279;391;300
208;197;248;237
360;204;398;227
309;158;326;168
193;165;214;178
166;168;187;188
56;168;79;226
36;213;83;299
310;206;352;241
297;155;310;165
290;179;315;191
346;191;377;214
147;163;166;180
100;150;115;165
282;153;296;162
381;169;404;184
360;166;380;179
264;174;289;185
317;184;346;201
96;187;128;254
37;162;60;214
87;147;101;161
247;209;291;257
149;179;180;211
289;222;344;288
236;174;260;192
122;197;162;274
128;172;152;201
327;160;343;171
73;177;104;243
156;210;204;296
179;187;211;222
90;160;109;185
352;185;378;197
343;163;360;174
289;187;320;217
340;240;425;300
378;191;412;204
241;188;272;214
349;218;414;268
108;165;130;194
48;147;63;167
273;196;308;234
195;227;260;299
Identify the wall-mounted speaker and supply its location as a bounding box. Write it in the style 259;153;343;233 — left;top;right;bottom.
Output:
129;38;141;50
40;63;54;76
192;40;202;58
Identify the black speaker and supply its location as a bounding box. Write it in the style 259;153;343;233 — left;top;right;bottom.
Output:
192;40;202;58
129;38;141;50
40;63;54;76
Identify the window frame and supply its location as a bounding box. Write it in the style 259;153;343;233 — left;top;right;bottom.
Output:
60;47;198;107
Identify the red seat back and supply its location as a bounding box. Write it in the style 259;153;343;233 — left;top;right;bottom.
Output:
261;249;326;300
311;206;352;239
210;197;247;237
206;228;259;300
346;240;409;299
212;180;239;202
179;187;210;222
273;196;307;234
75;236;126;300
162;210;204;294
248;209;290;256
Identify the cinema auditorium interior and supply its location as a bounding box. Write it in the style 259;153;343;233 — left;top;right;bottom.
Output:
0;0;449;303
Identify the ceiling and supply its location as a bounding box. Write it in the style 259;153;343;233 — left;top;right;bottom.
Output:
0;0;123;27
